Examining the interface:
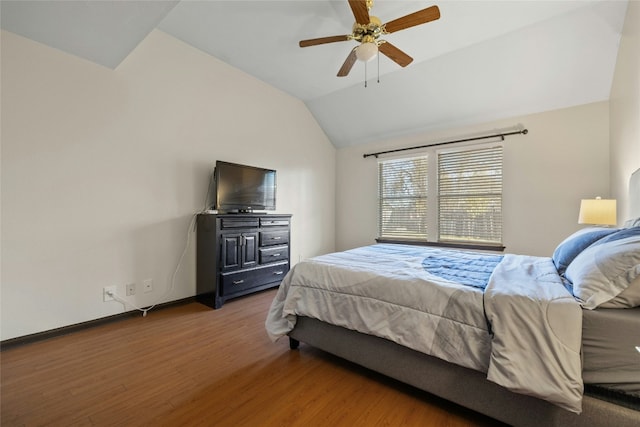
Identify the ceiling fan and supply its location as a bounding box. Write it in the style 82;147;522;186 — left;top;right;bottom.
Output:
299;0;441;77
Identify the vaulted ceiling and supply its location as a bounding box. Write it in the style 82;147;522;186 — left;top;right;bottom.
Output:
1;1;629;147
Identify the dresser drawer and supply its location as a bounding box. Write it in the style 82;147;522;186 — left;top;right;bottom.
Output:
220;263;288;296
221;218;259;229
260;217;290;227
259;246;289;264
260;230;289;246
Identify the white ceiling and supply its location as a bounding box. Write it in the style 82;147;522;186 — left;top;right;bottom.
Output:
1;1;629;147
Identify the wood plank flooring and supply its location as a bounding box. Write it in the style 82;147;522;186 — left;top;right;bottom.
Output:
1;289;504;426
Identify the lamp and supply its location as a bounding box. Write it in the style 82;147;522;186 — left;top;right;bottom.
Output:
578;197;617;226
355;41;378;62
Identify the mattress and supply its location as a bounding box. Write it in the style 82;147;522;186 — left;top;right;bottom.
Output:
582;307;640;397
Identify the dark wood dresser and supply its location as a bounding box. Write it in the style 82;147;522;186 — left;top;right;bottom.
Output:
196;213;291;309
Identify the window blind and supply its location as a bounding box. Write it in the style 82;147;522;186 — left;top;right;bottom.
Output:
438;146;503;244
378;156;429;240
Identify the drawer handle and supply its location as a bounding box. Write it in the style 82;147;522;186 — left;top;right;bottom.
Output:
271;236;282;240
271;253;281;257
232;280;245;285
273;271;284;275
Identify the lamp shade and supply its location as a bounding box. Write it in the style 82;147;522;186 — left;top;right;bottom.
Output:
355;42;378;62
578;197;617;226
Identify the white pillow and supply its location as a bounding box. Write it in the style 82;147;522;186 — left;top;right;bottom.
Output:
599;275;640;308
565;228;640;309
623;216;640;228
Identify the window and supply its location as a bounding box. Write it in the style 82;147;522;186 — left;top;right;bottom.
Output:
438;146;503;245
377;144;503;247
378;156;429;240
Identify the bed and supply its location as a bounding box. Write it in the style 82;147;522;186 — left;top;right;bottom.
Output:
265;170;640;427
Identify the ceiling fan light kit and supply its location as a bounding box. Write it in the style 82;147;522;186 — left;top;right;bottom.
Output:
355;41;378;62
299;0;441;77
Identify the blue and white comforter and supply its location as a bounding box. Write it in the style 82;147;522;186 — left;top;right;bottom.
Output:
265;244;583;413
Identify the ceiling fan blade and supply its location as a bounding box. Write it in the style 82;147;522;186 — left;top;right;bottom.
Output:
348;0;370;25
384;5;440;34
299;35;351;48
337;49;358;77
378;42;413;67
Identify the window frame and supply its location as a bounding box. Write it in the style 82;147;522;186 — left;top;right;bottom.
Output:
376;141;505;252
437;143;504;246
377;155;430;242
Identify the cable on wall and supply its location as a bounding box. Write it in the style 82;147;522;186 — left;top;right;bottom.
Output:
363;128;528;159
107;212;198;317
108;171;214;317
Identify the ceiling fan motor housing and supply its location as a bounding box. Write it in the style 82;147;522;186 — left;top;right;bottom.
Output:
351;16;383;44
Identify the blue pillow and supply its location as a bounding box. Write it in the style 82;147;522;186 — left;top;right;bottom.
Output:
589;226;640;246
552;227;620;275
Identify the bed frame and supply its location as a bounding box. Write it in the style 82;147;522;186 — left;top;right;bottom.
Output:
288;317;638;427
287;168;640;427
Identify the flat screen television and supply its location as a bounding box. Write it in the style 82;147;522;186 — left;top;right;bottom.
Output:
213;161;276;213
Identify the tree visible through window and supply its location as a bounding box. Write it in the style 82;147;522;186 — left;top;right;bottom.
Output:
378;156;428;240
438;146;503;244
377;144;503;246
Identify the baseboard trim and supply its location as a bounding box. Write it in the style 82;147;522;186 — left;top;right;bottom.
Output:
0;297;196;351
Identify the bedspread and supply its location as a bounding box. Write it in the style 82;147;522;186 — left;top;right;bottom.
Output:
266;244;492;372
265;244;584;413
484;254;583;413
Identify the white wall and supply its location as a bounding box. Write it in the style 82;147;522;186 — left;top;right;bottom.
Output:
336;102;610;257
610;0;640;220
1;30;336;340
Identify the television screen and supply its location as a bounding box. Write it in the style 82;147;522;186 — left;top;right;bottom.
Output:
214;161;276;212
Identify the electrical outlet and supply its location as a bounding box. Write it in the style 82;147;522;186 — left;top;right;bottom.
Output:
103;286;116;302
142;278;153;293
126;283;136;296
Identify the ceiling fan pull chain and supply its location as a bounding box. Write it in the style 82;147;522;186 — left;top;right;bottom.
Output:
364;61;368;88
377;52;380;84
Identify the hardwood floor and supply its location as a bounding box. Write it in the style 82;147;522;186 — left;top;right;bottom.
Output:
1;289;504;426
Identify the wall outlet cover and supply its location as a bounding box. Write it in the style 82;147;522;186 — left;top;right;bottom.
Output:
126;283;136;296
103;286;116;302
143;279;153;293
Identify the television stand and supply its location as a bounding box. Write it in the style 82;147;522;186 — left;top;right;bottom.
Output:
196;213;291;308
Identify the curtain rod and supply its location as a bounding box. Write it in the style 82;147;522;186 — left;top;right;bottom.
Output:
363;128;528;159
